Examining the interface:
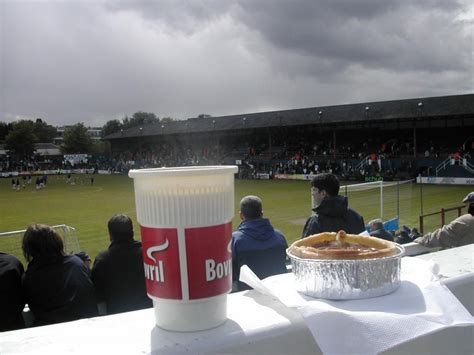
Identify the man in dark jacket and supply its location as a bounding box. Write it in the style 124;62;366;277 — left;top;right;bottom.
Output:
0;252;25;331
232;195;288;291
368;219;394;241
302;173;365;238
91;214;152;315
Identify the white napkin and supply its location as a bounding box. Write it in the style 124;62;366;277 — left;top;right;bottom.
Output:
240;257;474;355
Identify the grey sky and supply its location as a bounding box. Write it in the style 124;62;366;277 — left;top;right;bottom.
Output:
1;0;472;127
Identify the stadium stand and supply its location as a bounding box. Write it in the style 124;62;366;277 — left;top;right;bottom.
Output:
96;94;473;181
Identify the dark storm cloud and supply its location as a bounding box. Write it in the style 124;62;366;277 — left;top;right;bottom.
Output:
0;0;472;126
110;0;471;73
106;0;234;35
236;0;470;73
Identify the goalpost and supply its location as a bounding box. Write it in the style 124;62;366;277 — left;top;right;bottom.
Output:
342;181;387;220
0;224;81;261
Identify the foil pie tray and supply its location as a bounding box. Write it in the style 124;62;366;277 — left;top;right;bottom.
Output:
287;244;405;300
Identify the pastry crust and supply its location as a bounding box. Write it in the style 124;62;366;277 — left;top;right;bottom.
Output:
289;230;398;260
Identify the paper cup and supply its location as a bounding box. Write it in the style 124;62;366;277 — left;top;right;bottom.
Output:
128;166;238;331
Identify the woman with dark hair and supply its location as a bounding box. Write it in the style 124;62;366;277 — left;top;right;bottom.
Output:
22;224;98;326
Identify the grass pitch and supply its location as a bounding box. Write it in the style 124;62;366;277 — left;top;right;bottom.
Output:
0;174;471;262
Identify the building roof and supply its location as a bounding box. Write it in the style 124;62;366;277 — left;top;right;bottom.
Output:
0;143;61;156
104;93;474;140
35;143;60;150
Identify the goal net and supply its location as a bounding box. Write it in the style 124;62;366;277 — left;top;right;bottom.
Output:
0;224;81;263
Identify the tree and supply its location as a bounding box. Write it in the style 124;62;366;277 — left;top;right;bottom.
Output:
122;111;159;129
5;120;37;159
0;122;13;142
33;118;56;143
91;140;110;155
101;119;123;137
61;123;93;153
160;117;176;123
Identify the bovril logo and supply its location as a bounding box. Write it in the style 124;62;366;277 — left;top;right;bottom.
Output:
205;259;231;282
205;240;232;282
144;240;169;283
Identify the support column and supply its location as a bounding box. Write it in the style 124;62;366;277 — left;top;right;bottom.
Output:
268;129;272;158
413;125;417;158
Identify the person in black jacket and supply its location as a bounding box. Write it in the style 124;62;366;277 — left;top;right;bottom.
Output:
91;214;152;315
22;224;98;326
0;252;25;331
302;173;365;238
368;219;394;241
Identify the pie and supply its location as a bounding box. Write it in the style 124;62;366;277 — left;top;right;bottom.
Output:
288;230;398;260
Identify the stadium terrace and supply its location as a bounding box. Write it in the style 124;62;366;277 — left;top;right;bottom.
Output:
103;93;474;182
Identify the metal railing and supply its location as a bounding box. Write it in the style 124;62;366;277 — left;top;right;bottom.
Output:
355;155;371;172
435;157;452;176
419;205;465;234
436;155;474;176
0;224;80;255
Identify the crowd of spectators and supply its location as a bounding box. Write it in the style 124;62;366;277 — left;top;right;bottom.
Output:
88;135;472;180
0;132;472;183
0;215;151;332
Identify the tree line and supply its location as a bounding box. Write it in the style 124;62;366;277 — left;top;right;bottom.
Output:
0;111;171;160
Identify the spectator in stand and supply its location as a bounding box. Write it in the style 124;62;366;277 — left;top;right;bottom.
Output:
395;230;413;244
409;227;421;240
91;214;152;315
368;219;394;241
452;151;461;165
0;252;25;331
22;224;97;326
232;196;288;291
414;192;474;249
302;173;365;238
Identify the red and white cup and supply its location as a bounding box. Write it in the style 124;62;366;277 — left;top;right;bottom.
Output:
128;166;238;331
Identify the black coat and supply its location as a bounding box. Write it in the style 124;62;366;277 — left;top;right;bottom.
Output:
0;253;25;331
23;254;97;326
302;195;365;238
369;228;394;241
91;239;152;315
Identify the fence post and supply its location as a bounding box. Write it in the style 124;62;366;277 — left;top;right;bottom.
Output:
441;208;445;227
419;215;423;234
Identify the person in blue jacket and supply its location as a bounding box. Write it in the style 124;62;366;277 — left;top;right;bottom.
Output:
232;195;288;291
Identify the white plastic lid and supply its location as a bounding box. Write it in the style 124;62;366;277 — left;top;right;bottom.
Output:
129;166;238;179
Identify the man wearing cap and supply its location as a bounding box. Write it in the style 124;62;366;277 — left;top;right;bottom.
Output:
414;192;474;248
232;195;288;291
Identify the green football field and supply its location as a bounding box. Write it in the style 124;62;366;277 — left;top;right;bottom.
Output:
0;174;471;262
